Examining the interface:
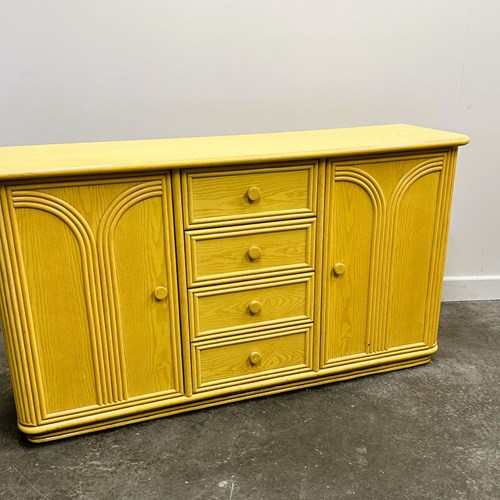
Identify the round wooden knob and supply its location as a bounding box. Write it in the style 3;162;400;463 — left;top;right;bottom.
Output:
333;263;346;276
246;186;261;202
248;300;262;315
248;351;262;365
247;245;262;261
154;286;168;301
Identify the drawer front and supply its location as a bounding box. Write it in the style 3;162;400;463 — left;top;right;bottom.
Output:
183;163;316;227
193;328;312;391
186;221;315;286
189;275;314;339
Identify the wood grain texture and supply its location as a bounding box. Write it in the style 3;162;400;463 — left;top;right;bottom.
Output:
0;125;467;441
322;153;447;367
0;188;41;424
323;170;375;361
183;163;316;227
24;348;435;442
0;216;30;422
109;189;182;399
172;170;194;397
11;197;100;415
385;169;441;348
189;274;314;339
5;176;184;420
422;149;458;347
186;220;315;286
193;327;312;391
0;125;468;179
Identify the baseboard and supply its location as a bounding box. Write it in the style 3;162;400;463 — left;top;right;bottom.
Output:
442;276;500;301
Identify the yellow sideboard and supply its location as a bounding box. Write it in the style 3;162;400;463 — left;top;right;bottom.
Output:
0;125;469;442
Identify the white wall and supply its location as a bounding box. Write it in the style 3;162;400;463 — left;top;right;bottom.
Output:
1;0;498;300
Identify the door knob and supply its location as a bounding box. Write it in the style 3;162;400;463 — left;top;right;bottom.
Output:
247;245;262;261
246;186;261;202
154;286;168;301
248;351;262;365
333;263;346;276
248;300;262;315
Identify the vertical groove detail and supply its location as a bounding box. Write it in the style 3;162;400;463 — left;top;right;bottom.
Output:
423;150;457;346
0;188;33;423
333;157;445;355
97;181;163;402
12;191;107;409
384;159;444;350
335;167;386;354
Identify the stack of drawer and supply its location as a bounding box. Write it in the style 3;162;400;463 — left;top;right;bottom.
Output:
181;162;318;393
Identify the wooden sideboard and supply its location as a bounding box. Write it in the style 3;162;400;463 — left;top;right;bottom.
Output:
0;125;469;442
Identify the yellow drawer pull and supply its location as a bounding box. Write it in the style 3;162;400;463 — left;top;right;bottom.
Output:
246;186;261;203
248;351;262;365
332;263;346;276
247;300;262;315
247;245;262;261
154;286;168;301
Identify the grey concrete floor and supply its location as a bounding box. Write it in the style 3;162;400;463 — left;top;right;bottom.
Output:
0;301;499;500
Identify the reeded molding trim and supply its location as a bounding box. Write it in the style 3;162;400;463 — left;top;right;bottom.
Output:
12;191;106;413
10;180;166;417
333;157;444;354
97;180;163;402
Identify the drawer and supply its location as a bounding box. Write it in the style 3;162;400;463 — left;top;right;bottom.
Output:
182;163;317;227
189;275;314;339
186;220;315;286
193;327;313;391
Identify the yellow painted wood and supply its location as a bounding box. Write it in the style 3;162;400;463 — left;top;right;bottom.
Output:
0;188;39;425
322;166;374;361
0;125;468;179
246;187;261;203
423;149;458;347
154;286;168;301
247;245;263;261
332;263;346;276
106;181;182;400
193;328;312;391
248;300;262;315
321;153;452;366
385;170;440;348
248;351;263;365
183;163;316;227
12;205;99;414
0;125;468;442
4;176;184;418
24;349;435;442
188;275;314;339
312;159;326;372
185;220;315;286
171;170;194;397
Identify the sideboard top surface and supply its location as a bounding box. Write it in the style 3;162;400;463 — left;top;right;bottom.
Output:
0;124;469;180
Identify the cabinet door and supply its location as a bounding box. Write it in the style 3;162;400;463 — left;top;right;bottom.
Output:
5;176;183;422
321;153;455;367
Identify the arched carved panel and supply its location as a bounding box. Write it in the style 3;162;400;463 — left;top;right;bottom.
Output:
9;178;182;416
11;191;105;415
335;167;388;354
97;180;181;400
323;156;445;366
384;159;443;349
324;167;387;362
